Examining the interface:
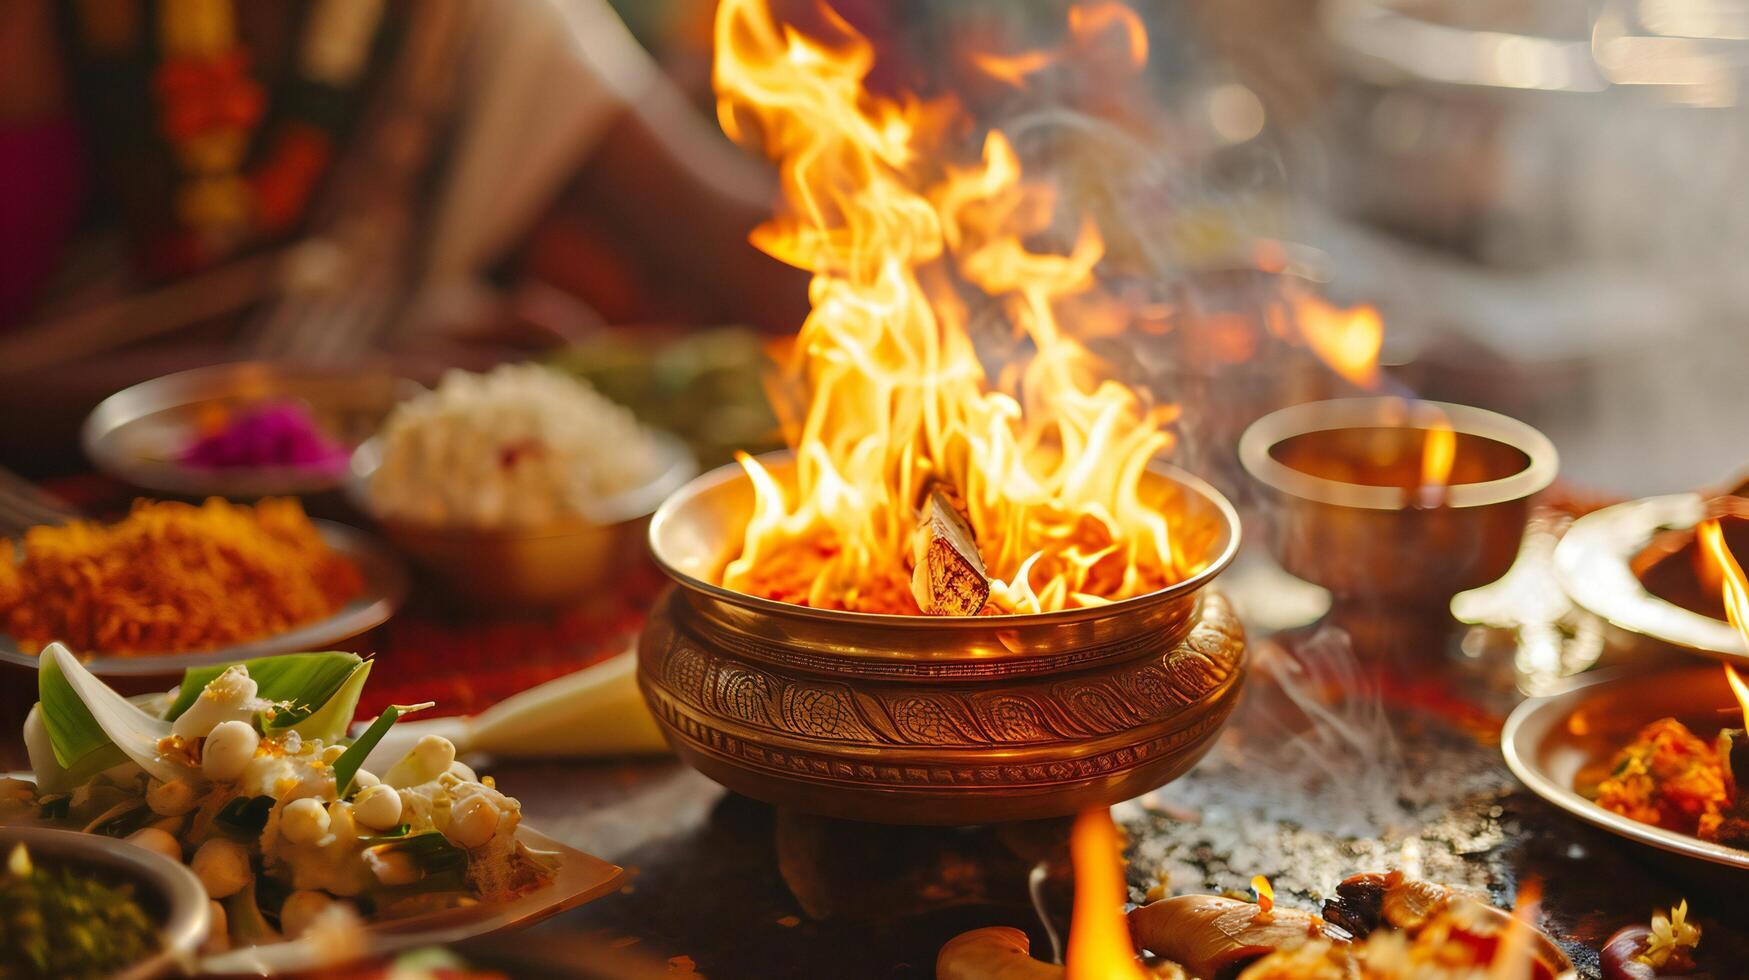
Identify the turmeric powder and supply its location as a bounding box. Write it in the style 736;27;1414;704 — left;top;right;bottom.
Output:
0;498;362;655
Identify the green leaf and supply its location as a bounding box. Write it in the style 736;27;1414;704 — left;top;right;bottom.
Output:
35;650;129;784
333;702;433;797
361;823;412;844
165;652;363;729
366;831;468;875
288;659;373;743
215;795;276;835
39;645;182;785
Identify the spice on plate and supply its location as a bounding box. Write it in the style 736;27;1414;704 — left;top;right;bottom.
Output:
0;843;158;979
177;400;350;473
0;498;363;655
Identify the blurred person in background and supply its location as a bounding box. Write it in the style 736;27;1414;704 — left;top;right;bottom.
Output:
0;0;808;468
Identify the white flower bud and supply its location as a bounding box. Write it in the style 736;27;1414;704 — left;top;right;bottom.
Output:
146;778;197;817
321;744;346;764
384;735;455;788
444;794;500;849
124;827;182;862
172;666;263;739
201;721;260;781
280;890;335;939
191;839;252;898
351;769;380;789
326;800;358;842
351;785;402;831
280;797;331;845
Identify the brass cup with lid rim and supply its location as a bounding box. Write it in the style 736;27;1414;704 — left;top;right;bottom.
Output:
1239;397;1558;607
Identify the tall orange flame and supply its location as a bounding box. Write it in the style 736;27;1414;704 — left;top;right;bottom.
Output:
713;0;1192;614
1065;808;1148;980
1698;519;1749;729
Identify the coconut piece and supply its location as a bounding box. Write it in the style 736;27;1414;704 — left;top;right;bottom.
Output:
936;927;1063;980
1128;895;1333;980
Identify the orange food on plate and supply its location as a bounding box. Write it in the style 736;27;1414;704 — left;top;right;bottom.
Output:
1588;717;1729;836
0;497;362;655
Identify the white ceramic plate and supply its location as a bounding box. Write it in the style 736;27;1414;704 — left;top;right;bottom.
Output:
0;520;407;677
1501;664;1749;871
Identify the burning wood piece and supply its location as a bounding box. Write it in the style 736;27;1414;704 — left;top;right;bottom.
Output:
1321;870;1455;939
1127;895;1332;979
910;483;990;616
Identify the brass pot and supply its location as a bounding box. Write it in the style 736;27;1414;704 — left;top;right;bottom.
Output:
636;453;1246;825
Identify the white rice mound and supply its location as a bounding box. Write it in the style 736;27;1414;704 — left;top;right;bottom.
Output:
369;363;663;527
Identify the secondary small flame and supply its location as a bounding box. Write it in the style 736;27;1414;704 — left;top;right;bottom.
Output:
1728;665;1749;733
973;2;1148;87
1268;293;1384;389
1490;877;1542;980
1064;808;1148;980
1418;415;1458;508
1699;520;1749;640
713;0;1194;614
1069;2;1149;67
1697;520;1749;731
1420;418;1457;491
1251;874;1275;920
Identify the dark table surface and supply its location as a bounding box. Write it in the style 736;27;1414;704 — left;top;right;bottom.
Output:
441;618;1749;980
4;565;1744;978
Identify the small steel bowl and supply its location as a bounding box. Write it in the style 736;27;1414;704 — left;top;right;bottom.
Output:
83;361;421;499
0;825;211;979
1239;397;1558;606
636;453;1246;825
347;434;697;610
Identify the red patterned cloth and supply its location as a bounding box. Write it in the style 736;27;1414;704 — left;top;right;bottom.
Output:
356;560;664;718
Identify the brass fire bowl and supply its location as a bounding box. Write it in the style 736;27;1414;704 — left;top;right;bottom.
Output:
636;453;1246;825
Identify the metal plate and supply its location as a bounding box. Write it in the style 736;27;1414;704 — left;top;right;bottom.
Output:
1501;664;1749;871
4;782;622;976
0;520;407;676
82;361;421;499
1553;492;1745;660
201;825;624;975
